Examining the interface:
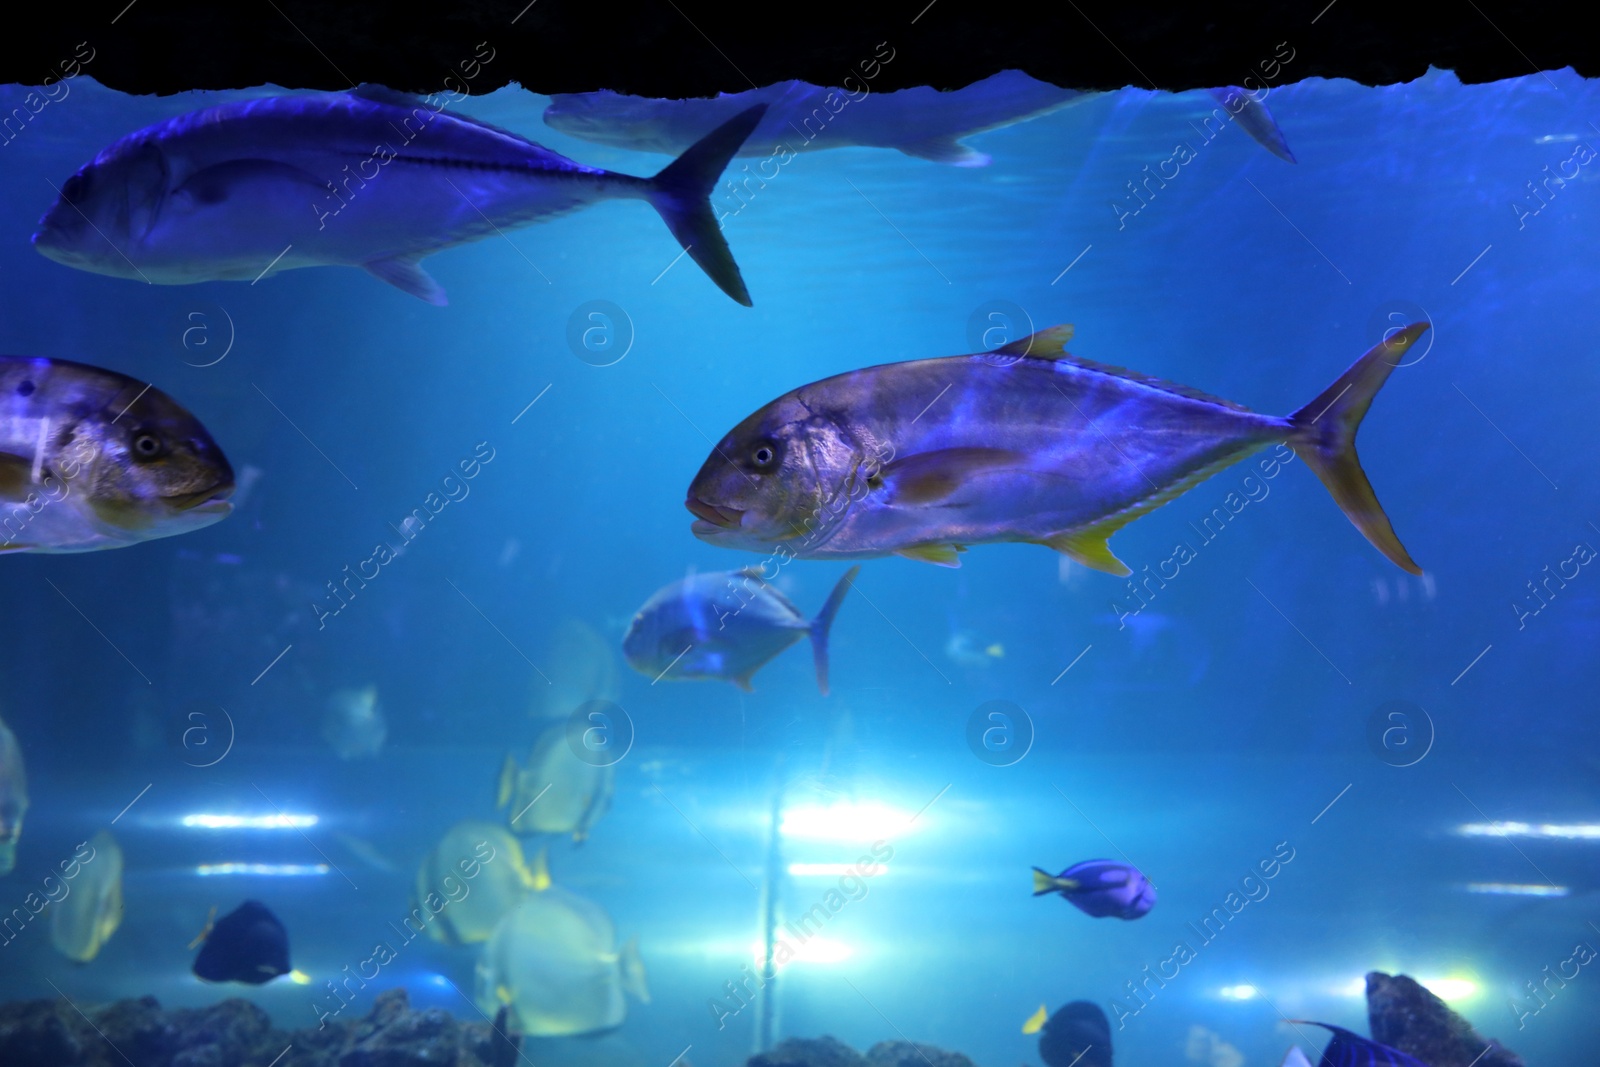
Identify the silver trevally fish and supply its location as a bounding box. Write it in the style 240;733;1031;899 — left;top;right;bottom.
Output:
1;357;234;553
686;323;1429;575
0;715;26;876
623;566;860;695
498;721;615;843
546;72;1296;168
50;828;124;962
33;88;768;306
546;70;1084;167
476;882;648;1037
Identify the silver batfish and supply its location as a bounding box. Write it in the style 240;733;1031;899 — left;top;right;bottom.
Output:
34;88;767;306
1;357;234;553
623;566;860;694
546;70;1083;167
686;324;1428;575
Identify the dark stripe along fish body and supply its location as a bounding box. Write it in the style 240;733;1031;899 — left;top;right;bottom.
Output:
687;323;1428;575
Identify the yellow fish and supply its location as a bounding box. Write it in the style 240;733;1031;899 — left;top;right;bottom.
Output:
50;829;123;961
414;822;547;946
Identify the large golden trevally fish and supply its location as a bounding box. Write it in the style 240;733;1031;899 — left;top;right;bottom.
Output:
686;323;1428;575
33;88;767;306
1;357;233;553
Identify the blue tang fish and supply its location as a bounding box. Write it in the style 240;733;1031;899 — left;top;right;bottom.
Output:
623;566;859;695
1032;860;1156;920
686;323;1428;575
33;88;767;306
1289;1022;1428;1067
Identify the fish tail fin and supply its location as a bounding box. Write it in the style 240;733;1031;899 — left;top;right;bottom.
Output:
808;565;861;697
1022;1003;1049;1034
621;934;650;1003
1287;324;1427;575
1031;867;1070;896
645;104;767;306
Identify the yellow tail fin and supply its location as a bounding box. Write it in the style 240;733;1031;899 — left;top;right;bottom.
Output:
1288;324;1427;574
1022;1004;1049;1034
1031;867;1057;895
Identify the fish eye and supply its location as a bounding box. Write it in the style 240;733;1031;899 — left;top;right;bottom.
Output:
62;171;89;203
130;431;166;461
750;440;780;470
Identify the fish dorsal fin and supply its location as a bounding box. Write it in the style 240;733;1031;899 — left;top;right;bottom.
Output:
994;325;1074;358
898;135;990;167
496;753;517;809
186;905;217;951
1022;1004;1048;1034
1042;448;1260;577
350;84;431;109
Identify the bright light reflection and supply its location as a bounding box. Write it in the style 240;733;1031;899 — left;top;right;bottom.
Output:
1466;882;1569;897
1457;821;1600;840
1336;976;1479;1002
780;801;916;841
1219;984;1258;1000
788;862;886;877
751;937;853;965
196;863;328;877
182;813;318;830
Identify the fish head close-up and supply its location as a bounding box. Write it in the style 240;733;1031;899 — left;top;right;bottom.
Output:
33;135;172;278
75;374;236;539
686;393;866;554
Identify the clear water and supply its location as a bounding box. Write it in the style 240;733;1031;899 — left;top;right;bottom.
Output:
1;67;1596;1066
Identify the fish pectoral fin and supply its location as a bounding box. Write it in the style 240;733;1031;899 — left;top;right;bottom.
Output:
174;159;329;205
620;934;650;1004
1042;527;1131;576
881;448;1024;505
731;673;756;692
0;452;39;500
993;325;1074;358
897;135;990;167
363;254;448;306
896;543;964;567
1022;1004;1049;1035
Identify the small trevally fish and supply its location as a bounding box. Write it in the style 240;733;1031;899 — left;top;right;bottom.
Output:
1025;1001;1112;1067
687;323;1428;576
0;715;27;876
191;900;291;984
1208;87;1297;162
498;722;614;843
34;89;767;306
1288;1022;1427;1067
321;684;387;760
415;822;547;946
1032;860;1156;920
1;357;233;553
476;883;649;1037
622;566;860;695
50;828;123;961
546;70;1085;167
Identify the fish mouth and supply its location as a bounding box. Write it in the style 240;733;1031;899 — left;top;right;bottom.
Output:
170;481;235;513
685;496;742;529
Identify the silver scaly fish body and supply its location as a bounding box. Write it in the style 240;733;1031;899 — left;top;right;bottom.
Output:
687;324;1428;575
33;90;767;306
0;357;233;553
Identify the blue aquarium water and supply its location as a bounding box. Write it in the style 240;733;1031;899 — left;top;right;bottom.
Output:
0;65;1596;1067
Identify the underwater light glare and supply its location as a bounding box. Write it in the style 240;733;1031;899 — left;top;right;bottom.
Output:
1337;975;1479;1001
1465;882;1569;896
751;936;853;965
181;813;319;830
788;862;886;877
1456;821;1600;840
780;801;918;841
195;863;329;877
1219;984;1258;1000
